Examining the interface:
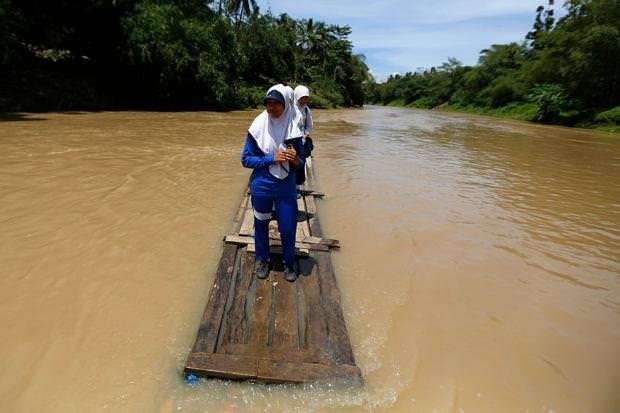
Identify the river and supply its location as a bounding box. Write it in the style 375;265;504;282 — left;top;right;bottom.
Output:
1;107;619;412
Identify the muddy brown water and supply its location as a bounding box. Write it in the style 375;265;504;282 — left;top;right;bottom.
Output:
1;107;619;412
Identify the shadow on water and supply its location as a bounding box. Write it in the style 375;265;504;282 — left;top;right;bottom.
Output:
0;112;48;122
0;110;108;122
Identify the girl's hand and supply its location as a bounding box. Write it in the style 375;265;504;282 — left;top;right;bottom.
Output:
284;147;296;160
284;147;299;167
274;149;288;162
274;147;298;167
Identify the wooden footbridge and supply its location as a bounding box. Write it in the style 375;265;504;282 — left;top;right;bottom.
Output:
184;159;362;384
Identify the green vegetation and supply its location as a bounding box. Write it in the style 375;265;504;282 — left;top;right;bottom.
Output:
1;0;618;132
366;0;620;131
0;0;369;111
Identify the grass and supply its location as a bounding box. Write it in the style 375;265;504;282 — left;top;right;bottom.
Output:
439;102;538;121
380;100;620;134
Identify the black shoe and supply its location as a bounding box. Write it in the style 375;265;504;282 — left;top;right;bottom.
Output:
254;260;269;279
283;263;298;282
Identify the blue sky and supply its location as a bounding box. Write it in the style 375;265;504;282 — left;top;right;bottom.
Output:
259;0;560;82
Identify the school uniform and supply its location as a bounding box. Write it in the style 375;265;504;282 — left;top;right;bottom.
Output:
240;84;304;270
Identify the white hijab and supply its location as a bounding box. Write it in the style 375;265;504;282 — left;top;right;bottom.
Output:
294;85;310;102
294;85;311;137
248;84;302;179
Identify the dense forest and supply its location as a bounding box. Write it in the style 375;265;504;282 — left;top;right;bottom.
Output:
1;0;619;130
0;0;369;111
367;0;620;130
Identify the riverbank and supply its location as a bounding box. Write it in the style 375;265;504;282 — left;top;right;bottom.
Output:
382;100;620;134
441;103;620;134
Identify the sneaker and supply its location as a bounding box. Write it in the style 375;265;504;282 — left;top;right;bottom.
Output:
283;263;298;282
254;260;269;279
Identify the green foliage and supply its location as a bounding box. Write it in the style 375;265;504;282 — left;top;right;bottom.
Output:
525;0;620;109
594;106;620;124
411;96;439;109
368;0;620;129
308;94;333;109
492;102;539;121
122;1;232;106
387;99;407;107
235;85;265;108
480;75;527;108
309;78;345;108
447;102;538;121
528;83;568;123
1;0;368;111
226;0;258;22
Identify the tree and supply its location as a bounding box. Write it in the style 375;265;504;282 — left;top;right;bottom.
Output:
226;0;258;23
527;0;620;108
526;0;555;49
1;0;369;110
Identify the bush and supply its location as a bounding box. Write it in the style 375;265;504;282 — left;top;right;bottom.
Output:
594;106;620;124
481;76;526;108
411;96;439;109
308;94;332;109
309;78;345;108
528;83;568;123
235;85;265;108
387;99;407;107
494;102;538;121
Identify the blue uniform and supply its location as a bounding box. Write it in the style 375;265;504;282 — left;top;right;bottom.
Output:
241;133;304;266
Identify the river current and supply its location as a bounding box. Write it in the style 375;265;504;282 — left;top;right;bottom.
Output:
1;107;618;412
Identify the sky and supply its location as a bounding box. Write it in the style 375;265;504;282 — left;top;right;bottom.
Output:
258;0;561;82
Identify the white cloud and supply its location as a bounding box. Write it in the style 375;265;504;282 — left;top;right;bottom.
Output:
257;0;562;80
262;0;546;24
353;16;532;56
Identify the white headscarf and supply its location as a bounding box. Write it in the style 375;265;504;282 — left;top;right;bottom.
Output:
294;85;310;102
248;84;302;179
294;85;312;137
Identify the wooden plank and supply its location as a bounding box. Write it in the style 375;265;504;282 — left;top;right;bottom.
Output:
297;196;311;240
297;256;327;357
185;352;257;380
187;243;238;355
299;189;325;198
302;236;340;249
224;234;330;252
224;343;325;364
272;275;299;349
304;193;323;238
305;157;317;187
214;250;243;353
247;244;310;257
219;252;255;351
256;359;362;384
247;267;273;347
315;251;357;365
230;191;250;234
239;194;255;236
268;218;279;239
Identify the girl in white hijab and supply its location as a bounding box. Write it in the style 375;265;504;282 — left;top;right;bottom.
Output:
293;85;314;186
241;84;305;282
294;85;313;141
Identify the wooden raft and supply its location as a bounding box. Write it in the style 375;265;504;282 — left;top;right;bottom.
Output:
184;159;362;384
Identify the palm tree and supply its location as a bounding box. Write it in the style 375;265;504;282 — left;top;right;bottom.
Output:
226;0;258;23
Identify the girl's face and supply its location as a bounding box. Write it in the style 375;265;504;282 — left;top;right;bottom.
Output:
298;96;309;106
265;100;285;118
